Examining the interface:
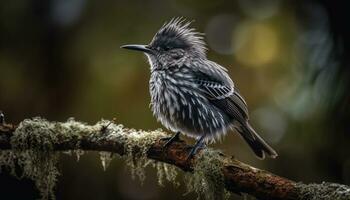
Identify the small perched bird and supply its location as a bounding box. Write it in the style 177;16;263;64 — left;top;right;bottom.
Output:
121;18;277;159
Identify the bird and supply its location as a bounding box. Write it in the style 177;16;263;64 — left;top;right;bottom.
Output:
121;18;278;159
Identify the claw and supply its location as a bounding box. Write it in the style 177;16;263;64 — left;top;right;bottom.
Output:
162;132;181;149
186;135;206;161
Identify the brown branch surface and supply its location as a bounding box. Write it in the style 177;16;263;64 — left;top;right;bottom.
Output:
0;120;349;200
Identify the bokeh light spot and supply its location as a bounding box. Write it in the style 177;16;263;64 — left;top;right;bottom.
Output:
237;0;280;20
251;106;286;143
234;21;279;67
205;14;237;55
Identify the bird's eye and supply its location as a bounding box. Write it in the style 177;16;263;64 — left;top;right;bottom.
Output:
163;46;170;51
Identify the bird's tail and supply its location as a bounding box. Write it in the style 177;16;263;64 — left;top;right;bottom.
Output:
236;122;278;159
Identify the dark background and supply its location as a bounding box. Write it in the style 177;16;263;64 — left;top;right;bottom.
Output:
0;0;349;199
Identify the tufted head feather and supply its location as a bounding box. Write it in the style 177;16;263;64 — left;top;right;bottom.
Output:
149;17;207;57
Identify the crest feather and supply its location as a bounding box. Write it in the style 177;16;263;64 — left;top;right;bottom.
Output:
150;17;207;57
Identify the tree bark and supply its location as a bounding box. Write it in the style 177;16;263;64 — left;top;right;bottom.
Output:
0;120;349;200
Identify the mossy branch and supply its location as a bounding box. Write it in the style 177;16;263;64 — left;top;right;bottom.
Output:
0;118;349;200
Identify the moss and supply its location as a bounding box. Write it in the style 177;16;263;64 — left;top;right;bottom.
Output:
95;120;178;186
62;150;85;161
0;118;235;200
0;117;96;200
296;182;350;200
74;150;85;162
10;118;61;200
155;162;179;187
185;149;229;200
99;152;113;171
120;127;167;182
0;149;60;200
0;150;16;175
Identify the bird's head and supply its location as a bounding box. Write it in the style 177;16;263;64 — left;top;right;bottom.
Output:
121;18;207;70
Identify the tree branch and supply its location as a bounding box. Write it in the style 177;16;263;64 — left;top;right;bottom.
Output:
0;118;349;200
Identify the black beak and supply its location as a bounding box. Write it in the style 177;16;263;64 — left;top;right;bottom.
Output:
121;44;153;54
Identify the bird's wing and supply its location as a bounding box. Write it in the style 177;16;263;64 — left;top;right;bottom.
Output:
193;60;234;99
194;78;233;99
192;60;249;122
230;89;249;119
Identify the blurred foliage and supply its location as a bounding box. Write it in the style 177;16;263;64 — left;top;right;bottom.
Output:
0;0;349;199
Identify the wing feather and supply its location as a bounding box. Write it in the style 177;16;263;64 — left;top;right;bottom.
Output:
191;61;249;122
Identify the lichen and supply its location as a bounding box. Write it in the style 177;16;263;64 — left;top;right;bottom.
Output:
296;182;350;200
121;127;166;182
0;150;16;175
124;128;166;182
9;118;61;200
185;149;229;200
100;151;113;171
74;150;85;162
0;118;234;200
155;161;179;187
95;120;181;187
0;117;95;200
0;150;61;199
94;120;179;186
62;150;85;162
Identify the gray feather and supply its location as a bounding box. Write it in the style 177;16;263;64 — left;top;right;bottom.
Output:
123;17;278;159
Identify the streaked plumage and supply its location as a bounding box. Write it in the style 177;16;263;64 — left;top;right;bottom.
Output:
122;18;277;159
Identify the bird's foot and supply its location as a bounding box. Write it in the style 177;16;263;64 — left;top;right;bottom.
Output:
186;136;206;161
161;132;181;149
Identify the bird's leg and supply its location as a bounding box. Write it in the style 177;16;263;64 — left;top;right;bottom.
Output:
186;135;206;161
162;131;181;148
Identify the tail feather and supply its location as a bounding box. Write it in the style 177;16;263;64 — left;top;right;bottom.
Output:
236;122;278;159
